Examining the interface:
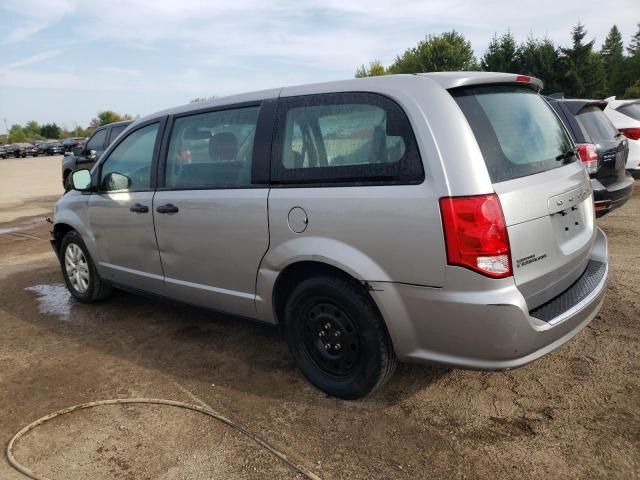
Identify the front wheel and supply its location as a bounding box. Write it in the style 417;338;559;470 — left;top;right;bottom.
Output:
60;231;112;303
284;275;397;399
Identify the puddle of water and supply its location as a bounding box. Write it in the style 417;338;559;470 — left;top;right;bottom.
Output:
0;227;19;234
25;284;74;321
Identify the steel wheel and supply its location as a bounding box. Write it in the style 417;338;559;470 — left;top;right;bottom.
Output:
302;301;361;377
64;243;90;294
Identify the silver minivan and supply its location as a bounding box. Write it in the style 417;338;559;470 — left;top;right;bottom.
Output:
52;72;609;399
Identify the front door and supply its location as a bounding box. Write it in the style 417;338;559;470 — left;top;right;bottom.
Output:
152;104;271;318
88;121;165;292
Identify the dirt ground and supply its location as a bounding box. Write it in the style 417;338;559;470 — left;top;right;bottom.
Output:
0;155;638;480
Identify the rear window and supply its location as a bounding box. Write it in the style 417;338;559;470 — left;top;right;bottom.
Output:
575;107;619;143
452;86;575;183
617;103;640;121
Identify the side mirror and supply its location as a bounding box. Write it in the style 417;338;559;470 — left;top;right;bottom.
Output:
71;169;92;191
102;172;131;191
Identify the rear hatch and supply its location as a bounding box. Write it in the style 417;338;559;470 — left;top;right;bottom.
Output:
452;85;595;310
573;104;629;186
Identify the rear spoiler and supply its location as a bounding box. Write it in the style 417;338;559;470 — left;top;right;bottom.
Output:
416;72;543;92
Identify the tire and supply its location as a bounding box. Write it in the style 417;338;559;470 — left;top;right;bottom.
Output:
60;231;113;303
63;170;72;192
284;275;397;399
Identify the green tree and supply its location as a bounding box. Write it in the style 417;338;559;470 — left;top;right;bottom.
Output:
89;110;133;129
481;32;520;73
600;25;626;96
8;124;27;143
387;31;477;74
355;60;386;78
628;23;640;55
558;23;606;98
189;96;216;104
517;36;563;93
23;120;41;139
624;80;640;98
40;122;62;139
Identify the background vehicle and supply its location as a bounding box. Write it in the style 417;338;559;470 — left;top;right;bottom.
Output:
61;120;131;190
39;141;65;156
547;95;634;216
0;144;7;159
52;73;608;399
62;137;85;152
9;143;38;158
603;97;640;179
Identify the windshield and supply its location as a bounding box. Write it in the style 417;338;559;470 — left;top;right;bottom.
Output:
452;85;575;183
617;103;640;121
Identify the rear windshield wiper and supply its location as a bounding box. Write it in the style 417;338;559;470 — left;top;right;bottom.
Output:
555;150;576;162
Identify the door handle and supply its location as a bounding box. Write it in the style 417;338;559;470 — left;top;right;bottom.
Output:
156;203;179;214
129;203;149;213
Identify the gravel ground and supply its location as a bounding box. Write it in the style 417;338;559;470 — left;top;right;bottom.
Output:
0;156;638;479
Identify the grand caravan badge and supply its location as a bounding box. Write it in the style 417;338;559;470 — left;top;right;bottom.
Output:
516;253;548;269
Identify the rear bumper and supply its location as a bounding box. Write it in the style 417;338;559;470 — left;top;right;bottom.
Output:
592;174;635;217
369;228;608;370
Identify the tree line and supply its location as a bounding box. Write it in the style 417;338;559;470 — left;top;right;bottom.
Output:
356;22;640;99
1;110;134;144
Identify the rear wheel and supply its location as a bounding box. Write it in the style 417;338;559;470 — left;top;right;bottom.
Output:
284;275;397;399
60;231;112;303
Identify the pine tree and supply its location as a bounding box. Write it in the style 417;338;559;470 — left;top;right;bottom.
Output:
481;32;520;73
627;23;640;55
600;25;626;96
517;36;562;93
559;23;606;98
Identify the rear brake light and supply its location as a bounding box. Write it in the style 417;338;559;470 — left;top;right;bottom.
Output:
439;194;512;279
576;143;599;174
515;75;530;83
619;128;640;141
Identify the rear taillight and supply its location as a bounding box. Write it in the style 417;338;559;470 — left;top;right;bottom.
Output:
576;143;599;174
439;194;512;279
515;75;530;83
619;128;640;141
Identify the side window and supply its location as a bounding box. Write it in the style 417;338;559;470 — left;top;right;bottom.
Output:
165;106;260;189
273;93;423;184
86;128;108;152
100;123;159;192
108;125;127;145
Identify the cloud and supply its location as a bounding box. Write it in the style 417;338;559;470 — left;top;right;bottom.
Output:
5;50;64;68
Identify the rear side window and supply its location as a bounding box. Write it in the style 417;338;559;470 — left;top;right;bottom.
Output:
452;86;575;183
618;103;640;121
86;128;107;152
272;92;423;185
164;106;260;189
108;125;127;144
575;107;619;143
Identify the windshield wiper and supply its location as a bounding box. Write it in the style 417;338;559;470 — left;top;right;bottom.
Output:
555;150;576;162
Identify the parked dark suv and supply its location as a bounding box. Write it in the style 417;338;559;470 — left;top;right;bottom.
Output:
547;96;634;217
61;121;132;190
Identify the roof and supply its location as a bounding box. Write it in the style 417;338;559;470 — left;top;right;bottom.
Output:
132;71;544;127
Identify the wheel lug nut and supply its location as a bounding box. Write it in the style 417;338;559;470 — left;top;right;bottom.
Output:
335;343;342;350
324;343;331;350
318;331;325;337
334;331;340;337
324;323;331;329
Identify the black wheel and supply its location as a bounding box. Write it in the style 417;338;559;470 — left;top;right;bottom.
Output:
60;231;112;303
284;275;397;399
63;170;72;191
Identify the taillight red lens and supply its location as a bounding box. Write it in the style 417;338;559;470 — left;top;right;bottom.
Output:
515;75;530;83
439;194;512;279
576;143;599;174
619;128;640;141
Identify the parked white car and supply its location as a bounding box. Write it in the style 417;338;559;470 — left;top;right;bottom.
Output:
604;97;640;179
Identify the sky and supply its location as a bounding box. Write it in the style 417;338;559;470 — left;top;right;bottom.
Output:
0;0;638;130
